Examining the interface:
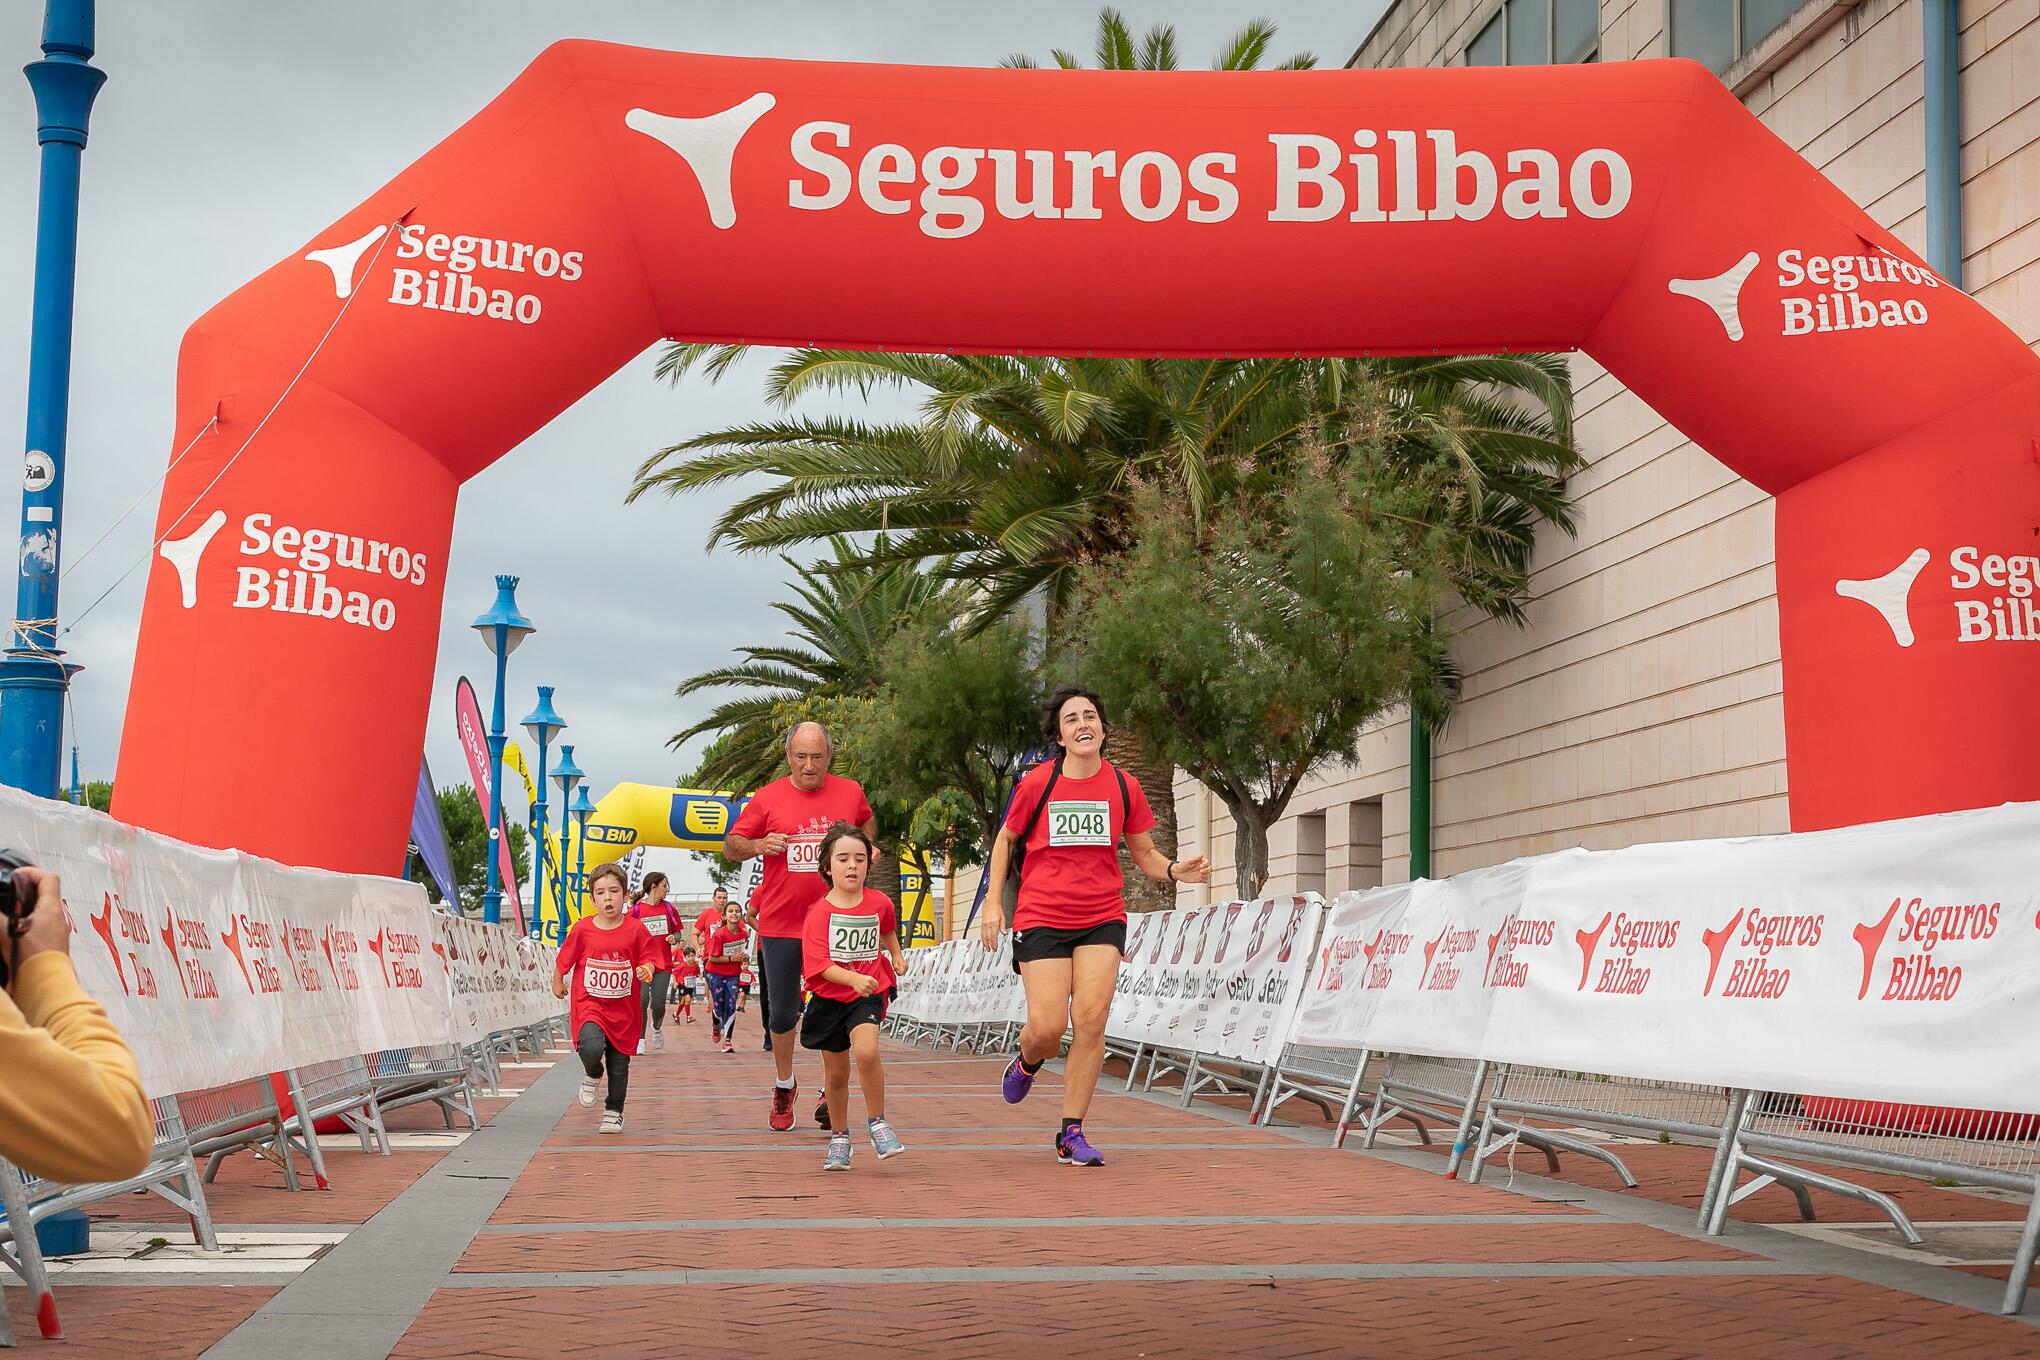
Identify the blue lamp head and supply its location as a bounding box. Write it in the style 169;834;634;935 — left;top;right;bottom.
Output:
551;744;583;798
471;574;535;656
520;685;565;745
570;784;596;826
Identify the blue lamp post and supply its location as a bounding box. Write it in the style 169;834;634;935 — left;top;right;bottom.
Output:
519;687;565;938
0;1;106;798
569;784;597;924
549;744;583;935
469;576;533;925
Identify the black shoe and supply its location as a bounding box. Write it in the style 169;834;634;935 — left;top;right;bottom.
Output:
815;1097;832;1130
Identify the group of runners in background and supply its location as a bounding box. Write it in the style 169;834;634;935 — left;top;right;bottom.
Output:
551;686;1210;1168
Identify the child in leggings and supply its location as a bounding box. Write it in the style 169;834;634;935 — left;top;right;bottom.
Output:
552;862;656;1133
704;901;747;1054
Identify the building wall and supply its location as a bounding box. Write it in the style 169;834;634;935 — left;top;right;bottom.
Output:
1180;0;2040;902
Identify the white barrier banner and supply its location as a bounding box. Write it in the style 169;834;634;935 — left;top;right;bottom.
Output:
1104;898;1321;1063
0;786;551;1098
1484;805;2040;1111
1358;863;1530;1062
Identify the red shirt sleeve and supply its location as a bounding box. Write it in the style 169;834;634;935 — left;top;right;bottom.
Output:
1004;765;1045;834
555;922;583;974
1123;769;1156;837
731;787;770;840
801;897;830;987
854;787;874;825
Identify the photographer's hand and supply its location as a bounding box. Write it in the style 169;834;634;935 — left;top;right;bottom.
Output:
12;867;67;965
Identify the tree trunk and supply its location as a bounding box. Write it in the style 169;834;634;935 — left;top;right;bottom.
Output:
1220;793;1271;900
1111;724;1181;912
867;846;902;905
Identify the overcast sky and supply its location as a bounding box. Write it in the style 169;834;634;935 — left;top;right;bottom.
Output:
0;1;1386;891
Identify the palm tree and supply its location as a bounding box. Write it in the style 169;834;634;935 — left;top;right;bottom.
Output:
673;536;945;796
1000;7;1317;72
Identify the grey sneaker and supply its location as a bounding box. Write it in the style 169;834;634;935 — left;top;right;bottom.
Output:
823;1132;852;1171
868;1117;906;1160
599;1110;624;1135
577;1078;599;1109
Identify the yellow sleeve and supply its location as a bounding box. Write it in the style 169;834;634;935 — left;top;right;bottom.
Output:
0;952;154;1185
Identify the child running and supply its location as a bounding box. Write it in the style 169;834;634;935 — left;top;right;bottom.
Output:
801;821;908;1170
552;862;658;1134
674;947;701;1023
629;871;684;1054
704;901;749;1054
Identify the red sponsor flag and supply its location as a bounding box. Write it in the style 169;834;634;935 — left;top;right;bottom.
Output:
454;676;525;931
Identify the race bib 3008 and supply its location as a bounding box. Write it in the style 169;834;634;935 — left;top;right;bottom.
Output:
583;959;632;999
829;913;881;963
1046;799;1112;848
787;835;825;874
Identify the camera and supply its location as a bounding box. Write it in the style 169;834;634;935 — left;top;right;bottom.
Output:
0;847;39;990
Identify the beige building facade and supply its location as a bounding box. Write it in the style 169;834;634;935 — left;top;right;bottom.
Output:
1177;0;2040;902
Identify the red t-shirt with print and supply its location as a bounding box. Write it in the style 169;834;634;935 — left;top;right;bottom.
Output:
693;908;722;951
629;901;684;970
801;888;899;1004
557;915;656;1052
704;923;749;977
674;958;701;987
730;774;875;939
1004;758;1155;931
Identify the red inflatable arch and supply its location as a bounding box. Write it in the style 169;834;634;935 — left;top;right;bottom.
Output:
114;44;2040;872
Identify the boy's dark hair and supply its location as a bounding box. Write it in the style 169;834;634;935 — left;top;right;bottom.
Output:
816;820;877;887
587;861;629;893
1040;684;1108;748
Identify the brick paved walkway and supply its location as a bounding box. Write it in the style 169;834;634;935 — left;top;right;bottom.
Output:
8;1027;2039;1358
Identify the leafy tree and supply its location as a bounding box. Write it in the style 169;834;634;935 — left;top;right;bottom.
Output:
83;781;112;814
1001;7;1317;72
1079;451;1460;897
407;784;531;916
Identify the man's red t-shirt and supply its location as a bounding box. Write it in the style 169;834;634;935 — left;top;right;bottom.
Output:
693;908;722;951
1005;758;1155;931
557;916;656;1052
704;923;749;977
730;774;875;939
801;888;899;1003
630;901;684;970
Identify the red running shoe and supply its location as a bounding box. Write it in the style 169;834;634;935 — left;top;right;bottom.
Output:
769;1080;798;1132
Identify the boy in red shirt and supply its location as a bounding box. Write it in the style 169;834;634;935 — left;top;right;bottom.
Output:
673;947;701;1022
800;821;908;1170
704;902;749;1054
552;862;658;1133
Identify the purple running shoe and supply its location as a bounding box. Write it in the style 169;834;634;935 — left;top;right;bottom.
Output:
1001;1055;1035;1104
1056;1124;1104;1167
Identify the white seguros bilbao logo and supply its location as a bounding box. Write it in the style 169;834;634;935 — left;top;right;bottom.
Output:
1669;248;1942;342
1835;546;2040;648
305;220;586;326
158;511;431;632
626;93;1635;239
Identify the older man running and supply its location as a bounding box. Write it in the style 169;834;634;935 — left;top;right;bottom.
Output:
724;722;877;1132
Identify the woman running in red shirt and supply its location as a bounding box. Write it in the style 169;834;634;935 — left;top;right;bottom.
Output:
979;685;1210;1166
552;862;658;1133
801;822;908;1169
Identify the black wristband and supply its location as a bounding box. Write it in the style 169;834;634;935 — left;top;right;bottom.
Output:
1166;860;1177;881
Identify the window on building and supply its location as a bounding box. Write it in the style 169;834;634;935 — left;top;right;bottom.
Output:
1296;811;1327;896
1341;799;1384;893
1673;0;1806;75
1464;0;1598;66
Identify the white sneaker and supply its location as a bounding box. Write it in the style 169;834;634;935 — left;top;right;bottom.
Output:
577;1078;599;1108
651;1028;665;1052
636;1038;647;1056
599;1110;624;1135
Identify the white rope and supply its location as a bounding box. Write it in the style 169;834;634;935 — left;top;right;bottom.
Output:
59;413;220;582
61;217;402;634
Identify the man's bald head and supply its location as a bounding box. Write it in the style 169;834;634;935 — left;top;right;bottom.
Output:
786;721;832;790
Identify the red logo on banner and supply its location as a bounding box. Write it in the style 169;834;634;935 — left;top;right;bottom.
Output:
1574;912;1613;991
1852;898;1902;1000
1700;908;1744;995
1854;895;1998;1002
90;893;128;994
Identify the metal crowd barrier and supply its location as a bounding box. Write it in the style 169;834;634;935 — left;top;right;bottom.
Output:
184;1076;300;1192
0;1153;57;1344
370;1044;479;1129
1708;1092;2040;1315
1;1096;217;1256
1257;1043;1424;1148
1178;1053;1270;1113
282;1055;388;1191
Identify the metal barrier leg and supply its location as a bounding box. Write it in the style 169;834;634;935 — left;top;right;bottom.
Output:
1443;1059;1489;1181
1245;1064;1274;1123
1178;1054;1202;1109
1332;1054;1371;1149
0;1160;59;1341
1695;1089;1752;1229
1359;1059;1399;1150
1737;1151;1910;1239
1124;1043;1145;1091
2002;1189;2040;1316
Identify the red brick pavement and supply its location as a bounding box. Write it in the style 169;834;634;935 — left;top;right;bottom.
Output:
4;1286;277;1360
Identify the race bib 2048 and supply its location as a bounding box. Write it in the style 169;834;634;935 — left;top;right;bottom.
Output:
829;913;881;963
583;958;632;999
1047;799;1112;848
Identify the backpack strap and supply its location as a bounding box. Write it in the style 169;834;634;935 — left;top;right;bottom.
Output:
1113;763;1131;823
1015;754;1064;847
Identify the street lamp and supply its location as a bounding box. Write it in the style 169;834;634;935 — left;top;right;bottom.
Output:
550;743;583;936
519;686;565;939
470;575;534;925
570;783;596;928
